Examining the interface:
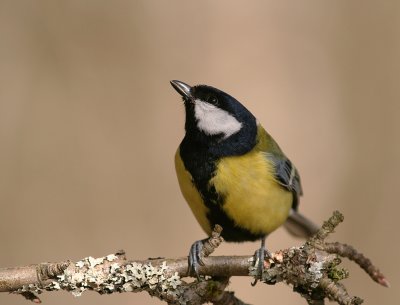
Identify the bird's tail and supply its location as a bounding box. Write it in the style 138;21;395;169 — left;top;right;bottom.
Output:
284;210;319;238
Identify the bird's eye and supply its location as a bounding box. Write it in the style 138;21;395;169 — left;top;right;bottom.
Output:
208;96;219;105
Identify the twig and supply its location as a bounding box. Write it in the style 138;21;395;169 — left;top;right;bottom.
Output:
323;242;389;287
201;224;224;259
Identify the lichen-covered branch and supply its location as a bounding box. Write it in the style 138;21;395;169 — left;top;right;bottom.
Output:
0;211;389;305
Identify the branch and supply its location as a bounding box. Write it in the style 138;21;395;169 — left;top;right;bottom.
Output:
0;211;389;305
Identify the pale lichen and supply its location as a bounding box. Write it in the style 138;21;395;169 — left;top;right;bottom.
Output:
18;284;42;294
15;254;184;303
66;257;181;298
308;261;324;288
120;261;183;299
106;254;118;262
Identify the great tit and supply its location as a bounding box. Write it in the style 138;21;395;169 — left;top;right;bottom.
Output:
170;80;318;278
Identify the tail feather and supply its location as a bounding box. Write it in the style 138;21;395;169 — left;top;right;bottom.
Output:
284;210;319;238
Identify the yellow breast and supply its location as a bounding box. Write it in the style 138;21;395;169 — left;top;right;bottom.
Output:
210;151;292;235
175;149;213;235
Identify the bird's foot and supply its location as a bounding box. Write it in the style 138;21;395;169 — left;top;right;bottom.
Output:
251;240;271;286
188;239;207;279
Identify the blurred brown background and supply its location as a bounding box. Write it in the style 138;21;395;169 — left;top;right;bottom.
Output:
0;1;399;304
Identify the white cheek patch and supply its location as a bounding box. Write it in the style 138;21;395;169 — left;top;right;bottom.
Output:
194;99;242;139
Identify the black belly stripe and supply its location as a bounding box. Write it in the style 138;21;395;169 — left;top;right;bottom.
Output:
179;139;264;242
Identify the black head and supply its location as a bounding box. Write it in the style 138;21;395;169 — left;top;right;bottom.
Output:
170;80;258;157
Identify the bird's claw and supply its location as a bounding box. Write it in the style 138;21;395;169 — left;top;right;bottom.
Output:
251;244;271;286
188;239;205;278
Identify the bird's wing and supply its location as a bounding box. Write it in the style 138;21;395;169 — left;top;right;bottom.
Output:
264;152;303;197
255;125;303;204
266;152;319;236
256;125;317;235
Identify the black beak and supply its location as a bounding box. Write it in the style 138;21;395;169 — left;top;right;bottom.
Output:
170;80;192;99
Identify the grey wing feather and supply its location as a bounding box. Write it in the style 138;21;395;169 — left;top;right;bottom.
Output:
265;153;303;197
264;153;319;238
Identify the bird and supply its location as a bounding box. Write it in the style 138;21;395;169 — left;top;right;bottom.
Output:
170;80;318;280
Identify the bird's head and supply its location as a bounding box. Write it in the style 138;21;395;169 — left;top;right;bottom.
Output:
170;80;257;153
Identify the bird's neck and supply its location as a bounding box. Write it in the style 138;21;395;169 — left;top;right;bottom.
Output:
182;122;258;159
